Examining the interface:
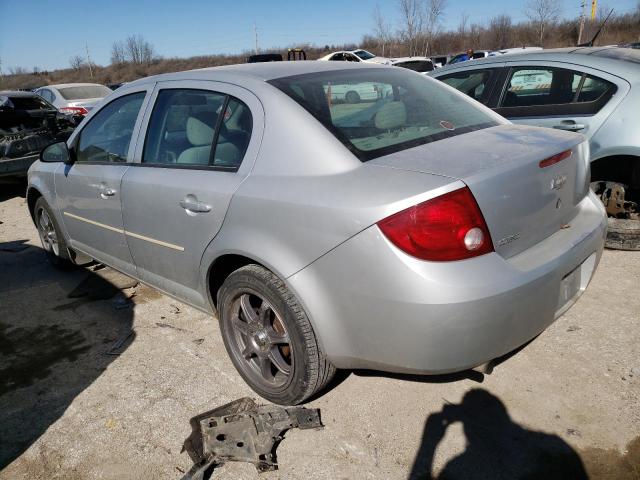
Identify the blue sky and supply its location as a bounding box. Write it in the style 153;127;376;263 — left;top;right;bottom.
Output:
1;0;637;71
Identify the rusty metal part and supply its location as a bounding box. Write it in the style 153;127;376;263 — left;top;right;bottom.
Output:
590;181;639;219
181;397;322;479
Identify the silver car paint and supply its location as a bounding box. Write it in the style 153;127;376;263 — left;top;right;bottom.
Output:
429;47;640;164
28;62;606;374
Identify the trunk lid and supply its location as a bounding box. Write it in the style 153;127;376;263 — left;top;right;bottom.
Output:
369;124;589;258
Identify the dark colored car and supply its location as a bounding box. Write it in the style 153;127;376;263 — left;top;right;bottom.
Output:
0;91;79;179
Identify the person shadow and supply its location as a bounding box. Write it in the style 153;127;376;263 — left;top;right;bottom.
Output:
0;241;135;469
409;389;588;480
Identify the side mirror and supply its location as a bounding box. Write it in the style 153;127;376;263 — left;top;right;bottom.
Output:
40;141;73;164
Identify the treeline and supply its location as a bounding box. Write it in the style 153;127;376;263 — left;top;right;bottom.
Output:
1;1;639;91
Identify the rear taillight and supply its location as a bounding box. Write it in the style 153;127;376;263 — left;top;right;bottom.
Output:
377;187;494;261
539;149;572;168
59;106;88;116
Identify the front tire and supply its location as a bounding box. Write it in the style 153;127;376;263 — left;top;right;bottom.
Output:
218;264;335;405
34;197;74;269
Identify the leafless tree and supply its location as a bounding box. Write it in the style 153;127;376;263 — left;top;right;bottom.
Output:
488;14;513;50
111;40;126;64
422;0;447;55
398;0;423;56
525;0;562;46
112;35;155;65
8;66;28;75
373;3;393;57
458;12;470;36
70;55;85;71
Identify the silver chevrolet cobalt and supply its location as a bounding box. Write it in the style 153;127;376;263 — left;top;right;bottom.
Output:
28;62;606;404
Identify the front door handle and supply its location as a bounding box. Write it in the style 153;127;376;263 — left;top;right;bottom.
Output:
553;120;586;131
180;196;211;214
97;184;116;199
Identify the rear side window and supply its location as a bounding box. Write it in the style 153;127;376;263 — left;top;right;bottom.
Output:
270;68;498;161
76;92;145;163
496;67;617;116
142;89;252;169
439;68;499;104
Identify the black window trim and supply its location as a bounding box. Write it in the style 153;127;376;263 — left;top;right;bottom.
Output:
72;91;147;165
493;66;617;118
137;88;250;173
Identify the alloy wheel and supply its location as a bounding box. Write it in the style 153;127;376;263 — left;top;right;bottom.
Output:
229;292;293;388
37;207;59;256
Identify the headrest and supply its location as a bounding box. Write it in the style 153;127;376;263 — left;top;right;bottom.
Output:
374;101;406;130
186;113;215;146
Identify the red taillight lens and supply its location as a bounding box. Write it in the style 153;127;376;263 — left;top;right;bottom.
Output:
59;106;89;116
377;187;494;261
539;149;572;168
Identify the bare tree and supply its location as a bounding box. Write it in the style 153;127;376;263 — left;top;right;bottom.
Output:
373;3;392;57
111;40;126;64
458;11;470;36
8;66;28;75
525;0;562;46
70;55;85;71
112;35;156;65
398;0;423;56
489;15;513;50
422;0;447;55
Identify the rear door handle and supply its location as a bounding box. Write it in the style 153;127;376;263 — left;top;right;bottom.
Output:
553;120;585;131
180;196;211;213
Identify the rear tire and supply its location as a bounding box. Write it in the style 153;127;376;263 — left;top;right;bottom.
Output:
606;218;640;251
34;197;74;269
217;264;335;405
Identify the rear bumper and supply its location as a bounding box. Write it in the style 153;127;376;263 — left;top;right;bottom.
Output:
0;154;38;177
288;191;607;374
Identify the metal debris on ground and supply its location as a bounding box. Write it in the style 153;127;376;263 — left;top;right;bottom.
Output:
104;330;135;356
181;397;323;479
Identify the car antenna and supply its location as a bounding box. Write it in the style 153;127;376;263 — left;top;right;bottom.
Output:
577;8;614;47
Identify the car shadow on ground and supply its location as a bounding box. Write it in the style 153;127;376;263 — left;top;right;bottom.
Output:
0;242;135;469
408;389;588;479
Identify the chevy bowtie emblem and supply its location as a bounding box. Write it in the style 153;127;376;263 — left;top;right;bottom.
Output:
551;173;567;190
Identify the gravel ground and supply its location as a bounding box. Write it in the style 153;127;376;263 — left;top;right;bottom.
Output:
1;183;639;479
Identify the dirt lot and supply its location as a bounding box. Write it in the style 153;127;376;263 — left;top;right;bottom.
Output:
1;183;639;479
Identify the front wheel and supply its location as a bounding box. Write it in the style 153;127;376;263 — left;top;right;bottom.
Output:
218;264;335;405
34;197;74;269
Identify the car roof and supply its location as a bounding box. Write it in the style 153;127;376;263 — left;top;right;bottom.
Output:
433;47;640;78
392;57;432;63
125;61;388;88
42;83;109;89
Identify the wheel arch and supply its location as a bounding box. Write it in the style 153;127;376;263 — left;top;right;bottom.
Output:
26;186;43;222
590;154;640;187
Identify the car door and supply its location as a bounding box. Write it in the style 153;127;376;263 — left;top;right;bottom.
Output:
493;63;626;138
120;80;263;307
55;89;151;275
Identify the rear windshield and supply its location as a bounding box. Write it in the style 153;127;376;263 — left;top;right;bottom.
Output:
58;85;112;100
353;50;376;60
395;60;434;72
269;68;498;161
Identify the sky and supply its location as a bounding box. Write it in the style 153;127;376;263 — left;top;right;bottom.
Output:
1;0;638;72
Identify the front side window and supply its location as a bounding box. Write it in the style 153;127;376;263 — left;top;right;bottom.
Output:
439;68;498;104
270;68;498;161
142;89;252;169
76;92;145;163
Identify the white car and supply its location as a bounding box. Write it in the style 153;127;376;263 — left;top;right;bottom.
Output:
391;57;434;74
318;49;391;65
35;83;112;116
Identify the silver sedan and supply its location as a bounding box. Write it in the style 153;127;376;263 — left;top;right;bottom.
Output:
28;62;606;405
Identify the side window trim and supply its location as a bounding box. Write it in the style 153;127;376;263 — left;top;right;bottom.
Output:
73;91;148;164
208;95;230;166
